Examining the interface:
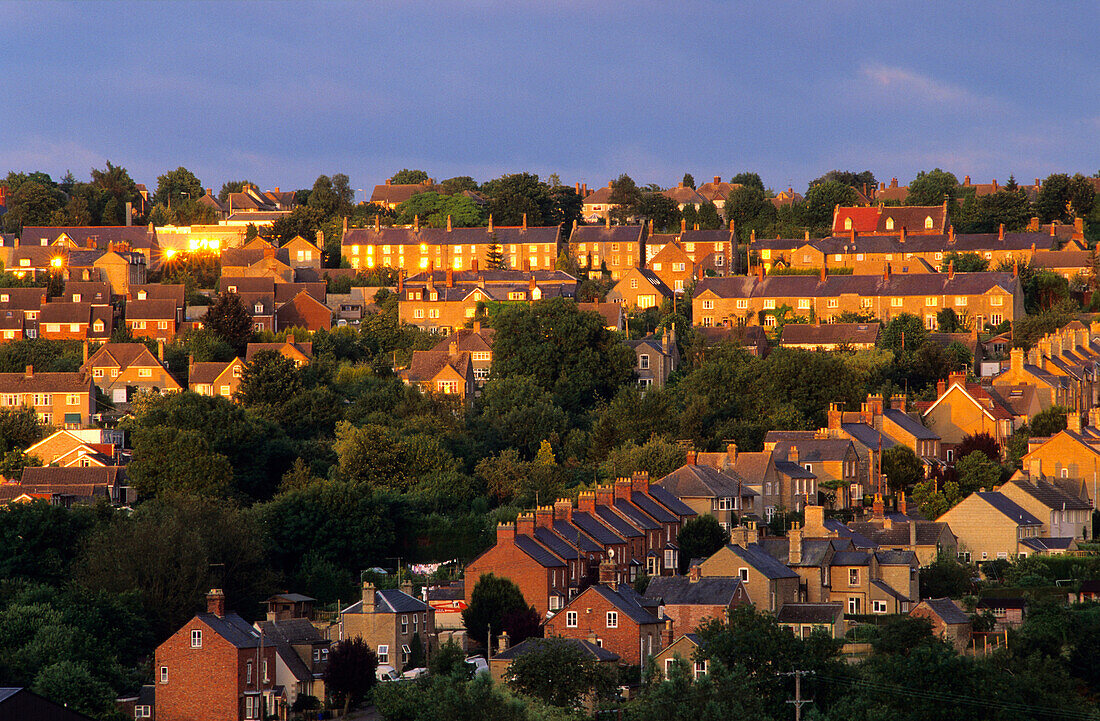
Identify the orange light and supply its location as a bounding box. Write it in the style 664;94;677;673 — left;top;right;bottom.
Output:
49;257;63;268
164;248;177;259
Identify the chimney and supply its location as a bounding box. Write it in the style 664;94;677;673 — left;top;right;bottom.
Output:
729;522;758;547
1050;224;1057;237
631;470;649;495
727;442;738;464
446;268;454;287
827;402;842;430
446;215;452;232
1013;259;1019;277
872;493;884;519
575;182;580;194
529;276;536;293
125;202;132;226
713;176;720;184
516;512;535;536
883;263;891;282
686;450;698;466
788;522;803;565
375;215;381;232
605;214;611;229
157;339;165;361
803;505;826;536
756;264;764;282
788;444;799;466
535;505;554;529
1067;412;1082;434
1035;178;1041;188
999;223;1005;241
397;271;404;294
82;340;88;364
386;178;392;185
614;478;632;502
909;518;917;547
805;229;810;241
680;218;687;233
891;394;906;414
992;179;998;192
949;225;955;242
362;582;375;613
964;175;971;186
948;259;954;279
898;491;908;517
688;564;701;583
595;485;614;507
206;589;226;617
820;264;827;282
24;365;32;379
413;215;419;232
577;490;596;514
598;557;616;586
553;498;573;521
496;522;516;544
497;631;510;656
850;227;856;244
750;228;755;242
448;340;458;355
522;213;528;231
471;258;479;272
899;226;906;244
343;216;348;235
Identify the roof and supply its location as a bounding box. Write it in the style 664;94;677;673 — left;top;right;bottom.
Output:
613;498;662;530
571;511;626;546
1019;536;1078;552
245;341;313;362
631;491;678;523
776;603;843;624
694;270;1018;301
842;423;898;451
870;578;911;602
644;576;745;606
770;438;853;463
723;543;799;579
759;537;843;567
403;349;472;383
848;520;952;547
882;409;940;440
874;549;917;565
21;225;158;250
430;327;495;354
644;484;696;517
533;527;579;560
197;611;264;648
974;492;1043;526
780;323;880;346
661;185;708;205
658;464;755;499
344;225;560;248
83;343;162;371
513;534;566;568
830;551;871;566
1005;479;1092;511
188;360;239;385
919;598;972;625
0;369;89;394
551;520;603;553
493;637;619;663
594;505;643;538
587;584;661;625
341;589;429;614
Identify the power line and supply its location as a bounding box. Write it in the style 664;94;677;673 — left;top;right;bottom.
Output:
780;670;813;721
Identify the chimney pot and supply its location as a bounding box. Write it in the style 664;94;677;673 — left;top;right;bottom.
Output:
206;588;226;617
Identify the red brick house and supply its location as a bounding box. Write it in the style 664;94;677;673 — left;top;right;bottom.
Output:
465;524;568;619
643;568;749;634
543;568;665;666
126;298;182;341
155;590;281;721
274;290;332;331
37;302;113;341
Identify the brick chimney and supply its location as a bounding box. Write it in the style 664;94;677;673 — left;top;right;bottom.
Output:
553;498;573;521
803;505;826;536
948;259;954;279
729;522;757;547
342;216;348;235
362;582;375;613
413;215;419;232
750;228;755;242
598;557;616;586
998;223;1005;241
899;226;906;244
686;450;698;465
964;175;971;186
827;402;842;430
446;215;452;232
24;365;32;379
496;522;516;544
756;264;764;282
534;506;553;529
594;485;614;507
788;522;803;565
1067;412;1082;434
726;442;738;464
788;444;799;465
614;478;632;502
688;564;701;583
516;512;536;536
577;491;597;514
206;588;226;617
891;394;906;414
897;491;908;517
631;471;649;495
872;493;884;520
82;340;88;364
446;268;454;287
522;213;528;231
713;176;720;184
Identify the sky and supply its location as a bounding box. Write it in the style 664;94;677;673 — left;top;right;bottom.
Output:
1;1;1098;199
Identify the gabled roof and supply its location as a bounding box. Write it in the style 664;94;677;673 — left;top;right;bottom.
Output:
870;578;911;602
586;584;661;625
644;484;696;517
125;299;178;321
0;369;90;394
658;464;755;499
430;327;495;354
972;491;1043;526
723;543;799;579
1004;478;1092;511
612;499;661;531
875;549;917;565
644;576;745;606
780;323;880;346
770;438;854;463
830;551;871;566
493;637;619;663
533;527;579;560
776;602;843;624
551;520;603;553
403;349;472;384
571;511;626;546
189;359;242;385
595;505;644;538
513;534;566;568
919;598;971;625
197;611;264;648
83;343;162;370
842;423;898;451
1019;536;1077;552
341;589;429;614
882;409;939;440
631;491;678;524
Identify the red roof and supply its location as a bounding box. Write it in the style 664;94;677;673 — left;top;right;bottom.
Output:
833;207;881;234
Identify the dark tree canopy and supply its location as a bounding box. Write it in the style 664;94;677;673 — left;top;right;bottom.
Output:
461;573;540;649
390;169;430;185
202;292;254;353
905;168;959;206
730;171;766;192
325;637;378;713
677;515;728;573
507;637;615;709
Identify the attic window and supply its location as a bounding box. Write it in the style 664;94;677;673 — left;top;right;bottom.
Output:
138;291;147;300
228;285;237;293
925;217;934;229
843;218;852;231
254;303;263;313
885;218;895;231
738;568;749;582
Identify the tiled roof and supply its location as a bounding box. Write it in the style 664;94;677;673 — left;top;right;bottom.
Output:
21;226;158;250
369;181;435;205
882;409;939;440
514;534;565;568
612;499;661;531
376;589;429;613
874;549;917;565
189;360;238;385
595;505;644;538
771;438;853;463
920;598;971;625
1005;479;1091;511
571;511;626;546
403;350;471;383
245;341;313;361
0;370;89;394
126;299;177;321
533;527;579;560
567;226;646;244
645;484;697;517
842;423;897;451
830;551;871;566
83;343;161;370
551;520;603;553
343;225;560;247
661;186;707;205
631;491;678;523
430;327;495;354
780;323;880;346
777;603;843;624
1020;536;1077;552
658;464;755;499
38;302;92;325
644;576;745;606
870;578;911;602
694;271;1017;300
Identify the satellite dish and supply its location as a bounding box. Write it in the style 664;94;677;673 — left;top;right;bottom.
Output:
608;548;615;560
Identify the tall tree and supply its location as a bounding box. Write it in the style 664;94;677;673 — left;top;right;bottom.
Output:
634;193;681;231
325;638;378;714
481;173;554;226
390;169;430;185
809;170;877;193
677;515;728;573
905;168;959;206
155;167;203;209
461;573;540;649
730;171;766;192
1035;173;1096;223
802;180;857;229
202;292;254;353
607;174;642;224
681;173;696;189
507;638;616;710
218;180;255;202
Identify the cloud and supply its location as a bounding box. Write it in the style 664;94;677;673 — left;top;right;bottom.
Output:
855;63;1001;110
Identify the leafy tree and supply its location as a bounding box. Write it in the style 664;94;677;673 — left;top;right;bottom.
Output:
90;161;142;221
939;251;988;273
485;235;507;269
803;180;858;229
881;445;923;495
810;170;877;192
730;171;766;192
880;313;928;354
1035;173;1096;223
202;292;254;353
954;451;1002;495
491;298;635;416
307;174;355;219
919;549;972;598
155;166;203;209
395;191;484;228
600;437;686;480
218;180;255;202
481;173;552;227
439;176;479;195
262;205;326;247
325;637;377;713
0;405;46;453
905;168;959;206
608;174;642;224
1030;405;1070;437
955;432;1001;462
677;515;728;573
911;477;961;518
391;169;430;185
32;659;116;718
953;189;1032;233
0;501;97;584
462;573;540;650
507;637;615;710
127;426;234;498
236;349;303;408
724;185;776;241
634;193;680;231
681;173;696;189
696;201;722;230
936;307;963;333
1;180;64;232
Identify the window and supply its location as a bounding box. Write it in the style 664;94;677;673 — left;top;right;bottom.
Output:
701;299;714;310
955;296;967;306
798;299;810;310
736;299;748;309
262;660;269;683
945;449;954;462
190;628;202;648
566;611;578;628
401;644;411;664
232;364;242;378
1062;468;1069;478
630;278;638;289
246;661;253;684
664;549;675;569
227;285;237;293
885;218;895;231
465;307;476;318
414;309;425;319
694;660;707;679
925;297;937;306
46;324;60;333
674;280;684;291
159;320;168;330
139;368;152;378
639;354;650;370
160;666;168;684
135;705;151;718
990;313;1003;326
673;262;685;272
827;298;838;308
890;298;903;307
990;295;1003;306
715;255;724;266
219;385;231;396
848;597;861;614
93;368;104;379
428;308;440;319
377;645;389;664
606;611;618;628
804;463;812;473
848;568;859;586
33;393;50;406
549;595;562;611
764;315;777;327
844;217;852;230
924;216;934;230
856;253;864;261
653;262;662;271
665;658;675;677
254;303;263;313
872;600;888;614
739;568;749;582
637;294;656;309
245;696;260;720
401;615;409;634
763;299;776;309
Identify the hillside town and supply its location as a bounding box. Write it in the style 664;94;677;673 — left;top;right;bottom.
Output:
1;163;1100;721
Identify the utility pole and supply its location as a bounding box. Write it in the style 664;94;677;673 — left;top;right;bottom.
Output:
782;670;813;721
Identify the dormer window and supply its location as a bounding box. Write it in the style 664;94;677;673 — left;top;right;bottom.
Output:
72;294;81;302
843;217;852;231
254;303;263;314
925;216;934;229
138;291;147;300
93;320;104;332
885;218;894;231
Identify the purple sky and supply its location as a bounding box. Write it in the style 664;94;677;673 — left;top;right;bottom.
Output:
2;1;1097;198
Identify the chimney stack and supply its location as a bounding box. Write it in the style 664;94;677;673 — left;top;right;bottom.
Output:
788;522;803;565
157;339;165;361
24;365;32;379
948;259;954;279
872;493;884;520
206;589;226;618
522;213;528;231
413;215;419;232
446;268;454;287
446;215;452;232
343;216;348;235
82;340;88;364
998;223;1005;241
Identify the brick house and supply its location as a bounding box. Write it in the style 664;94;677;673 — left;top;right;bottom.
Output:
245;339;312;367
644;568;749;634
920;373;1016;455
543;569;665;666
336;583;435;672
698;527;800;613
910;598;972;652
578;302;626;332
131;283;186;309
763;433;860;510
429;323;494;385
776;603;845;639
60;281;113;305
275;291;332;332
654;633;707;680
607;267;673;310
126;299;182;341
646;239;694;292
833;204;948;236
0;287;47;340
825;549;918;615
657;460;757;529
645;226;735;278
490;637;619;687
779;322;879;350
0;365;94;427
399;347;476;399
937;491;1044;562
626;327;679;389
283;236;323;269
566;223;646;280
694;176;740;215
1;465;131;507
82;342;182;403
254;611;329;709
23;428;125;467
189;358;245;399
464;524;569;618
37;302;113;341
155;589;281;721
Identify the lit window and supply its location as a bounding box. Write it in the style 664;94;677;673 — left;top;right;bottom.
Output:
139;368;152;378
736;299;748;310
701;300;714;310
377;645;389;664
849;568;859;586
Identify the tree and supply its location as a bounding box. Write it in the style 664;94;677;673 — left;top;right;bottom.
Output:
881;445;923;494
936;307;962;333
677;515;728;573
155;167;203;209
810;170;877;193
906;169;959;206
1;180;64;232
481;173;556;226
0;405;46;454
919;549;972;598
90;161;141;220
1030;405;1071;437
880;313;928;354
939;252;988;273
608;174;642;224
390;169;430;185
724;185;775;241
32;659;116;718
1035;173;1096;224
127;426;234;498
954;451;1002;495
803;180;858;228
955;432;1001;462
236;350;303;408
218;180;255;202
202;292;254;353
507;638;615;710
325;637;377;714
730;172;766;192
395;192;484;228
462;573;540;650
681;173;696;189
485;235;506;269
307;174;355;219
262;205;325;247
634;193;680;231
439;176;478;195
697;201;722;230
600;437;686;480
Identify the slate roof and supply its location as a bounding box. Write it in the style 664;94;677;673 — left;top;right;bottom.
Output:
587;584;661;625
780;323;880;346
21;225;158;250
631;491;678;523
842;423;897;451
645;484;697;517
870;578;911;602
430;327;495;354
572;511;627;545
613;499;661;530
1005;479;1091;511
920;598;971;625
595;505;643;538
694;271;1017;300
644;576;745;606
847;521;951;547
197;612;264;648
129;284;183;308
777;603;843;624
658;464;755;499
1019;536;1077;552
533;527;579;560
770;438;853;463
341;589;429;614
493;637;619;663
403;349;471;383
830;551;871;566
975;492;1043;526
551;520;604;553
759;537;843;567
343;225;561;247
883;409;939;440
874;549;917;565
513;534;566;567
724;543;799;579
567;225;646;244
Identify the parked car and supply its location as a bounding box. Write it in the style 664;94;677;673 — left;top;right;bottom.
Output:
376;664;401;682
465;655;489;676
402;667;429;680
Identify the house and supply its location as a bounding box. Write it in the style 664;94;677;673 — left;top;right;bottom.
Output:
1020;425;1100;505
653;634;708;680
0;287;47;340
336;583;436;672
646;239;695;292
566;223;646;280
607;267;673;310
756;521;851;604
578;302;626;332
189;358;245;399
771;187;804;209
0;466;132;507
875;178;908;203
282;236;323;268
542;569;665;665
921;373;1016;456
825;549;918;615
429;323;494;385
489;637;619;687
116;685;155;721
60;281;112;305
16;225;160;269
23;428;125;468
997;477;1092;540
82;342;182;403
580;182;618;222
126;299;182;341
910;598;972;652
694;176;741;215
693;265;1024;331
626;326;679;389
275;291;332;332
0;687;97;721
0;365;94;427
220;247;295;283
37;302;113;341
993;323;1097;414
847;501;958;565
254;615;329;710
369;177;436;210
465;525;570;618
779;322;880;350
936;491;1044;562
695;443;782;523
763;432;859;510
425;582;467;630
400;347;476;398
776;603;845;639
698;527;800;613
658;459;757;529
832;204;948;236
976;596;1027;629
661;182;707;211
130;283;186;310
342;216;561;273
155;589;281;721
245;339;312;367
644;568;749;634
